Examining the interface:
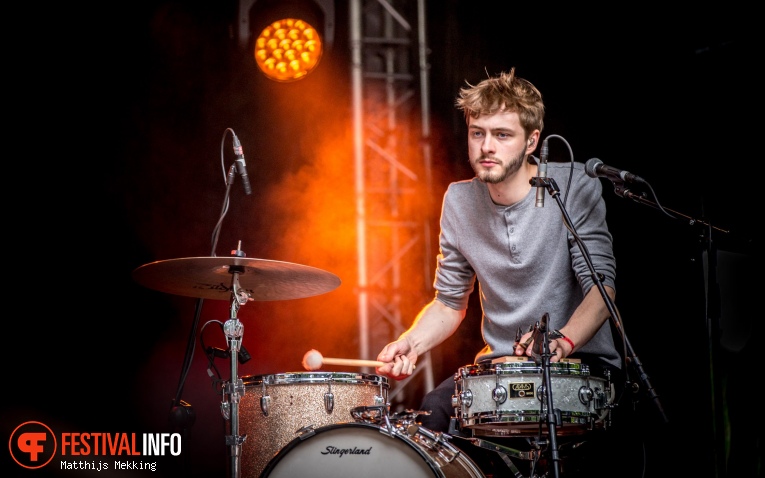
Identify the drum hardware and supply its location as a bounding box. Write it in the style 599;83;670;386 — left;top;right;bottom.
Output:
295;424;318;439
465;436;538;478
259;421;486;477
493;373;508;404
351;404;389;423
453;316;618;478
404;423;463;467
456;387;472;408
132;244;342;478
351;406;475;470
324;383;335;413
255;374;388;417
391;408;433;426
467;436;539;462
259;380;270;417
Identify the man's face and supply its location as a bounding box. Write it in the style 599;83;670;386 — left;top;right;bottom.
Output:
467;111;527;184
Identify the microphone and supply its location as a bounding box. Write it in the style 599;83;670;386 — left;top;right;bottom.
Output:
585;157;644;184
206;345;252;364
539;312;548;333
238;345;252;364
531;313;550;360
232;132;252;195
535;138;548;208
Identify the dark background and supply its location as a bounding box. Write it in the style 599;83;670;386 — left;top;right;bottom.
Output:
4;1;760;477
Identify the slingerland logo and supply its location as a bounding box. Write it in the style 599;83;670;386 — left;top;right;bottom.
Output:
9;421;182;472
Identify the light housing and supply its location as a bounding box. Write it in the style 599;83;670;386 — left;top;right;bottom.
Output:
239;0;335;82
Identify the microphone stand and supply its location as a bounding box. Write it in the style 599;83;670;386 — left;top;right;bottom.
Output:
530;175;669;425
532;313;562;478
168;162;243;476
611;183;729;234
612;180;729;474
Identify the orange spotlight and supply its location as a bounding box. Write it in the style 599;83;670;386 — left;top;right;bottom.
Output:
255;18;322;82
239;0;334;82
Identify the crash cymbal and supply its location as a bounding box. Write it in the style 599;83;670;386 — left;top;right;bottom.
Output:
132;256;341;301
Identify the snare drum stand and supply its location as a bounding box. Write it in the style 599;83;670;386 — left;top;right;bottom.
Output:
221;248;250;478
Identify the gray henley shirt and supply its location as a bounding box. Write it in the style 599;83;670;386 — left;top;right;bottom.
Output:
433;160;621;369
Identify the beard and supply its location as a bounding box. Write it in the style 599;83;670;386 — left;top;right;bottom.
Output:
471;149;526;184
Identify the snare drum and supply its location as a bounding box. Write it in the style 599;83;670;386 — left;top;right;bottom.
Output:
453;359;612;437
261;421;485;478
239;372;389;478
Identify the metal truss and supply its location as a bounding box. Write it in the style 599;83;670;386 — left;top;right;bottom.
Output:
350;0;435;411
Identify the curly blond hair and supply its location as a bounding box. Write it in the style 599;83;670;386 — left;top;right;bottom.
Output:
456;68;545;138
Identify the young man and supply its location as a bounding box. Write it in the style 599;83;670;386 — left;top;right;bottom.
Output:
375;69;628;476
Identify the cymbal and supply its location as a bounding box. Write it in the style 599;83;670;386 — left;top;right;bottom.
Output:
132;256;341;301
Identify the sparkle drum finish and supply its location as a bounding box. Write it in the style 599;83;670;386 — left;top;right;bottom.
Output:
239;372;388;478
453;360;612;437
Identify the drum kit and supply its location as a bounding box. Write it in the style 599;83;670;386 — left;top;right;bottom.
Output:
133;248;615;478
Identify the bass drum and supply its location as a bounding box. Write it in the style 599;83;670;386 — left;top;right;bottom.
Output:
239;371;388;478
260;421;485;478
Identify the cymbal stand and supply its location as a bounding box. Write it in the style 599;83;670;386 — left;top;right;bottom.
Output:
221;246;250;478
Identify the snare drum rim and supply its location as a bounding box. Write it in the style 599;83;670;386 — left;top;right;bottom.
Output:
458;361;591;377
462;409;596;425
242;372;389;388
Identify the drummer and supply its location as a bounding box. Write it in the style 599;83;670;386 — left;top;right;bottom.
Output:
375;69;630;475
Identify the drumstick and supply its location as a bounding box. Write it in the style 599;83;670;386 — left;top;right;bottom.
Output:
302;349;413;371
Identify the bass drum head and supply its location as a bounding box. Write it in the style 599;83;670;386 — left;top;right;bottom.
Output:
260;422;484;478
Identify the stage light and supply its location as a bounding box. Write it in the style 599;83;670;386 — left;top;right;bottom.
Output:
255;18;321;81
239;0;335;82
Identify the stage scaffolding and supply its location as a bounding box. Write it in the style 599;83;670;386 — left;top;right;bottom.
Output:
350;0;435;410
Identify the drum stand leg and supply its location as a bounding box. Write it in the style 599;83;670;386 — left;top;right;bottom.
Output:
222;315;246;478
220;252;250;478
468;437;535;478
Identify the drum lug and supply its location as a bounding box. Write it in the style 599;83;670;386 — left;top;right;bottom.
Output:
260;395;271;416
536;384;545;403
492;385;508;405
324;391;335;413
457;389;473;408
579;386;594;406
595;370;613;411
592;385;611;411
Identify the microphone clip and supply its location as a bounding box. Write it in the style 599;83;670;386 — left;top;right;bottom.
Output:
529;176;559;195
